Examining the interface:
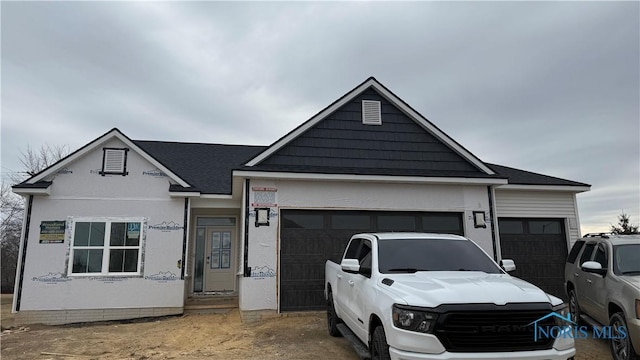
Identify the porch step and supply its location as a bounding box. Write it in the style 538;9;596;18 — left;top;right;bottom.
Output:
184;295;238;315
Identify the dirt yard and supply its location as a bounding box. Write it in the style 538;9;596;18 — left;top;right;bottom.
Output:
1;294;611;360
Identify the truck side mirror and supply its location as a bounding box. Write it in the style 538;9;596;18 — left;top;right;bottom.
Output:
500;259;516;273
341;259;360;273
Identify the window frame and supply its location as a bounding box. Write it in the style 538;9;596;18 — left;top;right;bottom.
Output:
67;217;145;277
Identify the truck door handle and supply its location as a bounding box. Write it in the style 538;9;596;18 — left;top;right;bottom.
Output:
337;274;343;279
574;273;579;277
348;280;354;286
586;279;592;284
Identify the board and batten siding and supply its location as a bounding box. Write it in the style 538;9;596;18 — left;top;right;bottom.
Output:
494;190;582;247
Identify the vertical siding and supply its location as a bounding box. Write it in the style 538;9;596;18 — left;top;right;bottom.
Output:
494;190;581;246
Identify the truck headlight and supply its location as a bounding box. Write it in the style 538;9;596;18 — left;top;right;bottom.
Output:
552;303;572;326
392;304;438;334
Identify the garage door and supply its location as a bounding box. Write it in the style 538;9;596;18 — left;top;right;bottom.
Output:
280;210;463;311
498;218;568;300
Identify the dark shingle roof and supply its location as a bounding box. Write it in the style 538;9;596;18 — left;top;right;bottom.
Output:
487;163;590;187
133;141;265;195
133;140;589;194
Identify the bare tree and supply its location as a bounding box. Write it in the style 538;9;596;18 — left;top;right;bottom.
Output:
18;144;69;178
610;211;639;235
1;144;68;293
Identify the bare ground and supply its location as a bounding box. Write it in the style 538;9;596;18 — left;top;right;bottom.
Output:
1;294;611;359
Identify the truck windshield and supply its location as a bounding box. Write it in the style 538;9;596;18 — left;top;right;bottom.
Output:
378;238;502;274
613;244;640;275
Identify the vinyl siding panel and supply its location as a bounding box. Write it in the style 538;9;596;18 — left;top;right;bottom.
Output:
495;190;581;246
258;87;485;177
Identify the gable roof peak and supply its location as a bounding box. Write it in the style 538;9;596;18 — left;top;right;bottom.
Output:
244;79;496;175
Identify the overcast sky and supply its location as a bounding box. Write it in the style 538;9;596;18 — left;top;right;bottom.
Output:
2;1;638;234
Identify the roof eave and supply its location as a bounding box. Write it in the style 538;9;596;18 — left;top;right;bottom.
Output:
496;184;591;192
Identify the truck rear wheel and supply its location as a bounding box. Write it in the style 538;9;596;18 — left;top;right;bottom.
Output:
327;292;342;337
371;326;391;360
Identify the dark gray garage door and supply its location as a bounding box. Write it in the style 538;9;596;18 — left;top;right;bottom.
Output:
498;218;568;300
280;210;463;311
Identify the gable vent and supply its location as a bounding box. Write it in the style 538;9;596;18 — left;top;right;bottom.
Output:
101;148;129;175
362;100;382;125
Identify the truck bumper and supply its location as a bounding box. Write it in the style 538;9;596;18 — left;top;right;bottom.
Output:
628;317;640;355
388;347;576;360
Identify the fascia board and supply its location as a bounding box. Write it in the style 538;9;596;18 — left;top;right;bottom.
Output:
233;170;508;186
496;184;591;192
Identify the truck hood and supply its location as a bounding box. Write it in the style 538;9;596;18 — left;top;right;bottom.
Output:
620;275;640;290
380;271;560;307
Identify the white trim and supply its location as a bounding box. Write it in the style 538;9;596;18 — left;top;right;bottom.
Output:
573;193;583;238
244;78;495;175
233;170;508;185
198;194;234;199
12;187;51;195
496;184;591;192
28;129;191;188
169;191;201;198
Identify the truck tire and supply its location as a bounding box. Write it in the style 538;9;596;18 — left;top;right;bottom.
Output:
327;292;342;337
610;312;639;360
371;326;391;360
568;289;582;325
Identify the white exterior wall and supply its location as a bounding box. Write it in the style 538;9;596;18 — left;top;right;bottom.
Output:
494;189;582;247
239;179;495;312
16;138;186;313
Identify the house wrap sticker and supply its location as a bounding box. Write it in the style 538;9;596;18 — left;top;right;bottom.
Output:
251;265;276;278
142;168;168;178
149;221;184;232
145;271;179;282
32;272;72;284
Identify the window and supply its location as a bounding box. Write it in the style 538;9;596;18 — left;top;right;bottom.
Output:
579;243;596;266
593;245;607;269
529;220;562;234
344;239;362;259
377;214;416;231
331;214;371;229
422;214;464;235
566;240;585;264
282;212;324;229
100;148;129;176
499;220;525;234
69;218;144;276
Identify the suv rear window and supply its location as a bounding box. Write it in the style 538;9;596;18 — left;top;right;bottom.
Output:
567;240;585;264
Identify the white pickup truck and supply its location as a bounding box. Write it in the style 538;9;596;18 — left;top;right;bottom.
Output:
325;233;576;360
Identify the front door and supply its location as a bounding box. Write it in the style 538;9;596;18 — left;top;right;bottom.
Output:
203;228;235;292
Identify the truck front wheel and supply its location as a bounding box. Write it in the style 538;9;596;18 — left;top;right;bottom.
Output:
371;326;391;360
327;292;342;337
610;312;638;360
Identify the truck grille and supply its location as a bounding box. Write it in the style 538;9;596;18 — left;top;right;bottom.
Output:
433;305;556;352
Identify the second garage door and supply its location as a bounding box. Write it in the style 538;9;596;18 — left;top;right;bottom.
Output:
279;210;464;311
498;218;568;300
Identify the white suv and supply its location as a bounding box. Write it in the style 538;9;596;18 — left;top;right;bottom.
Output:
564;233;640;360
